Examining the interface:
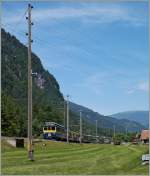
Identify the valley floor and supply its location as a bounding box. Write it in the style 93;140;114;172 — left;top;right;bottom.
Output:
2;139;149;175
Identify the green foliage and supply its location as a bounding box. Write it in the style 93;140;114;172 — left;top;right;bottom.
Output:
1;93;20;136
113;132;138;142
1;28;64;137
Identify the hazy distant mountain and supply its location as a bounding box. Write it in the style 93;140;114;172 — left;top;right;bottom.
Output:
69;102;145;132
110;111;149;128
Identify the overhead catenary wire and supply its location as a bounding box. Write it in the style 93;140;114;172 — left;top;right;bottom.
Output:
2;22;68;52
3;12;104;59
2;23;27;44
3;9;28;34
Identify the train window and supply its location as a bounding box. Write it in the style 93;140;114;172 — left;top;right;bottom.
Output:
57;126;64;132
52;127;55;130
48;127;51;130
44;127;47;130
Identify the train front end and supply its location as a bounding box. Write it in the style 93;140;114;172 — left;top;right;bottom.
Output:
43;122;66;141
43;122;56;140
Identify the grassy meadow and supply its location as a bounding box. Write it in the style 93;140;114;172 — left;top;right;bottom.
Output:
2;139;149;175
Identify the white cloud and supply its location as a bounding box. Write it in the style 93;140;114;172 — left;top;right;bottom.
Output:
33;5;146;26
126;81;149;94
126;89;135;94
74;72;111;95
2;4;146;26
138;82;149;92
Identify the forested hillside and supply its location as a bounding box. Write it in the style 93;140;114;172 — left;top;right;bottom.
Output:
69;102;145;132
2;28;66;137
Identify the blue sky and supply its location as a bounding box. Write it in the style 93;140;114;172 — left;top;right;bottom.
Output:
2;1;148;115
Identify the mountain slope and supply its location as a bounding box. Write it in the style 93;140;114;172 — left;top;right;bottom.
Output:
1;28;102;138
69;102;145;132
2;28;64;105
2;28;65;137
110;111;149;128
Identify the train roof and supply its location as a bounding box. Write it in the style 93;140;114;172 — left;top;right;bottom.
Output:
44;122;65;129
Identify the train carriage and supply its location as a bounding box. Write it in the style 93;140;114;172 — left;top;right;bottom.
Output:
43;122;80;142
43;122;112;143
43;122;66;141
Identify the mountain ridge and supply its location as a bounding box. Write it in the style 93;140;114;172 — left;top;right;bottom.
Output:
69;102;145;132
110;110;149;128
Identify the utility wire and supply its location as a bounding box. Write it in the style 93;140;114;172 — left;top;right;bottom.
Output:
3;10;144;70
2;23;26;36
2;22;65;50
4;9;28;34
